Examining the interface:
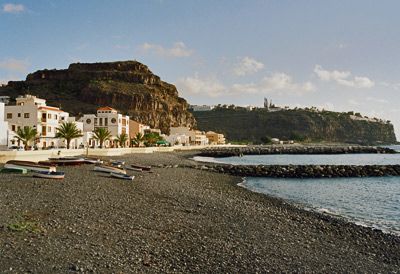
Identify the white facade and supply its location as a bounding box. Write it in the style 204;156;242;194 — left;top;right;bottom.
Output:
190;105;214;111
166;133;190;146
78;106;130;148
5;95;71;149
0;102;9;149
169;127;209;145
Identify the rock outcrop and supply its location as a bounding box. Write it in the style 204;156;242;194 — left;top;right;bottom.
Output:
0;61;195;133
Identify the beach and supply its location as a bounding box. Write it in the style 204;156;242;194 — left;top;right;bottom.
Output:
0;151;399;273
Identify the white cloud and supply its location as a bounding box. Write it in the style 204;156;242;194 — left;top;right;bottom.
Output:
175;75;226;97
233;57;264;76
2;3;25;13
232;72;315;95
314;65;374;89
0;58;29;72
140;41;193;58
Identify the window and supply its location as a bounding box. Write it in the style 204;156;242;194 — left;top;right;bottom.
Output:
86;119;91;124
47;113;51;119
111;118;116;124
6;113;12;119
55;115;58;120
42;126;46;136
17;126;21;130
11;125;15;131
99;118;103;126
18;113;21;118
24;113;29;118
48;126;51;132
61;117;65;120
105;118;108;126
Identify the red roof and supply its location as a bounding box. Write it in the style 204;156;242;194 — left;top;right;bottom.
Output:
97;106;116;111
38;106;63;112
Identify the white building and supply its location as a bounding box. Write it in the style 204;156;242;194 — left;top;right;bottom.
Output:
166;133;190;146
169;126;209;146
5;95;72;149
78;106;130;148
0;102;9;150
190;105;214;111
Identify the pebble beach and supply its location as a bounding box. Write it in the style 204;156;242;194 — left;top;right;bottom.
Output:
0;151;399;273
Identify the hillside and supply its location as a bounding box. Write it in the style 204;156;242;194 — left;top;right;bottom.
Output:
0;61;195;133
193;107;397;145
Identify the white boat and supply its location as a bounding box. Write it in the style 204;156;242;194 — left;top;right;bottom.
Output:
93;164;126;174
33;171;65;180
110;172;134;181
5;160;56;173
111;160;125;166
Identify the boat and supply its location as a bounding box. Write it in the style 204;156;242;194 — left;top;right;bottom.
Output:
130;164;151;171
0;167;28;174
83;157;103;164
125;166;143;172
110;172;134;181
47;157;86;166
93;164;126;174
33;171;65;179
4;160;56;173
111;160;125;166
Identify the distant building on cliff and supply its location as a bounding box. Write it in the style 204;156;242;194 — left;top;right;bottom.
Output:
189;105;214;111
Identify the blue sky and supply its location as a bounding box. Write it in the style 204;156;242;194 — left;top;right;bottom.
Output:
1;0;400;138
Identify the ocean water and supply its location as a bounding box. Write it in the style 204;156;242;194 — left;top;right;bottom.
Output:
195;149;400;235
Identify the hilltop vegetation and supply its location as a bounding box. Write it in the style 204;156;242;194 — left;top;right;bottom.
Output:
193;107;397;145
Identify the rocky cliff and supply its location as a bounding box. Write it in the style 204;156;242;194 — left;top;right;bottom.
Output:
0;61;195;133
193;108;397;145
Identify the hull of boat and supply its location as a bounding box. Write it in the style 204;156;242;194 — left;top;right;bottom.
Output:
131;164;151;171
33;171;65;179
93;165;126;174
48;157;85;165
125;166;143;172
110;172;134;180
5;162;56;173
0;167;28;174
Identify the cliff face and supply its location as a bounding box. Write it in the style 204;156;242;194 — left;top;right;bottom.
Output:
0;61;195;133
193;108;397;145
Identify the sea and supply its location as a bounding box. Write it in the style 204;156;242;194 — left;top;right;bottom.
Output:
194;145;400;235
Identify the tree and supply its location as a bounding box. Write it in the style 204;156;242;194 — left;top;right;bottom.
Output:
14;126;38;150
93;128;112;148
55;121;83;149
131;132;144;147
115;133;128;147
143;132;163;147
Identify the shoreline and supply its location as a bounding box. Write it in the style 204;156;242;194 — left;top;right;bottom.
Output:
0;151;399;272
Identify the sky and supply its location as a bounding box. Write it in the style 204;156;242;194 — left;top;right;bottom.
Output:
1;0;399;139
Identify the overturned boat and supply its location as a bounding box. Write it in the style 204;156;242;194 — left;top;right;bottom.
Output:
33;171;65;180
47;157;86;166
93;164;126;174
130;164;151;171
5;160;56;173
110;172;134;181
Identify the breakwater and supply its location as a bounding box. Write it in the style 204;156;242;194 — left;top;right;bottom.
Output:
184;163;400;178
199;145;397;157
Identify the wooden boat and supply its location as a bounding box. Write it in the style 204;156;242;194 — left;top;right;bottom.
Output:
111;160;125;166
110;172;134;181
125;166;143;172
0;167;28;174
5;160;56;173
47;157;86;166
93;164;126;174
33;171;65;179
131;164;151;171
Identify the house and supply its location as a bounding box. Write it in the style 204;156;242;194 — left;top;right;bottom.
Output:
169;126;209;145
0;102;9;150
129;120;150;137
78;106;130;148
206;131;226;145
4;95;71;149
166;133;190;146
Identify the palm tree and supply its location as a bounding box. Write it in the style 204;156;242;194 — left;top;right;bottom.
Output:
143;132;162;147
55;121;83;149
93;127;112;148
14;126;38;150
115;133;128;148
131;132;144;147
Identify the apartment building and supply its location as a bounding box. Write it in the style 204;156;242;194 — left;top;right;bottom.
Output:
0;102;9;149
79;106;130;148
169;127;209;145
129;120;150;137
206;131;226;145
5;95;71;149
